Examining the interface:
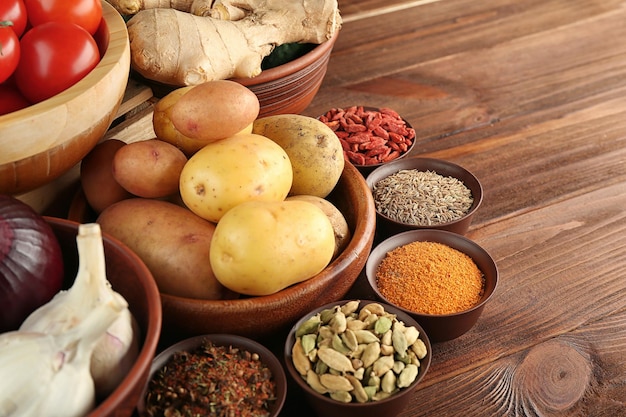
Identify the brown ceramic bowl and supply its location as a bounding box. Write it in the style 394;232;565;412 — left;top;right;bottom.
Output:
144;30;339;118
365;229;498;342
284;300;432;417
0;1;130;195
157;162;375;340
365;157;483;240
45;217;161;417
137;334;287;416
319;106;416;176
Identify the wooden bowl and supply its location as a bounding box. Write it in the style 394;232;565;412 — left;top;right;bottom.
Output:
365;230;499;342
159;162;375;340
45;217;162;417
284;300;432;417
144;30;339;118
0;1;131;195
137;334;287;416
365;157;483;240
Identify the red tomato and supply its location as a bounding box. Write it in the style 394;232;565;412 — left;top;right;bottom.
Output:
23;0;102;35
0;24;20;84
0;0;27;38
14;22;100;104
0;82;29;115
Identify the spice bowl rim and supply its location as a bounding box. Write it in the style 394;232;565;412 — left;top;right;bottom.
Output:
137;333;288;416
366;229;499;318
318;105;417;174
364;229;499;342
283;299;432;412
365;156;483;233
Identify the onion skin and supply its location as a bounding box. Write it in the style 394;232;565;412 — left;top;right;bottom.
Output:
0;195;64;332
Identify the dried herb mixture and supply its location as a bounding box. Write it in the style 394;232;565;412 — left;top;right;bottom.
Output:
143;340;277;417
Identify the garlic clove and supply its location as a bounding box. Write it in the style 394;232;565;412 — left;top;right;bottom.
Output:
91;307;141;399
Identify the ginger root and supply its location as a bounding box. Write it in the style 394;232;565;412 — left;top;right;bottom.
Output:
125;0;341;85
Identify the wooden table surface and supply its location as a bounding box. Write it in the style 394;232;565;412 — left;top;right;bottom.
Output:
28;0;625;415
292;0;626;416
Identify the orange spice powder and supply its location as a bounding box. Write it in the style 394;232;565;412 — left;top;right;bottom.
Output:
375;241;484;315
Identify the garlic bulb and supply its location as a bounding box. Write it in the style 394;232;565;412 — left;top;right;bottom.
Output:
0;299;125;417
19;223;140;399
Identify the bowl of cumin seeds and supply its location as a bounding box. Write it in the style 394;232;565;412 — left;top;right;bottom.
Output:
365;157;482;240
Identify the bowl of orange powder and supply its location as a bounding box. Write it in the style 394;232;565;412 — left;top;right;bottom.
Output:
365;229;498;342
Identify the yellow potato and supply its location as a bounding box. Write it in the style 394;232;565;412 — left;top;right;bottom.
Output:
97;198;230;300
112;139;187;198
210;200;336;296
252;114;345;198
179;133;293;223
287;194;351;259
170;80;259;143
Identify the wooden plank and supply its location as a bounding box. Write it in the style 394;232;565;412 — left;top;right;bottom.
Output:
403;310;626;416
398;180;626;415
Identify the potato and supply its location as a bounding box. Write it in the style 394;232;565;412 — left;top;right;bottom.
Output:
170;80;259;143
179;133;293;223
152;86;201;156
97;198;230;300
252;114;345;198
80;139;133;213
287;195;351;259
112;139;187;198
210;200;336;296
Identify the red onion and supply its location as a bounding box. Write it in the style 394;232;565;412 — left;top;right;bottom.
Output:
0;195;64;332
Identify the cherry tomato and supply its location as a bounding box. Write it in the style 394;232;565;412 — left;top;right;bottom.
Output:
0;82;29;115
0;23;20;84
14;22;100;104
23;0;102;35
0;0;27;38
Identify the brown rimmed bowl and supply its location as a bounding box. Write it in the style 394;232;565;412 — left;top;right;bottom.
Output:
137;334;287;417
46;217;162;417
319;106;417;176
284;300;432;417
365;229;498;342
365;157;483;240
0;1;130;195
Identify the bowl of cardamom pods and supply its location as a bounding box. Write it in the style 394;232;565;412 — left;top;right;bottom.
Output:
284;300;432;417
365;157;483;241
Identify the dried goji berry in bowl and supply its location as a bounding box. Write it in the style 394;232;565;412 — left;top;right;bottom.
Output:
318;106;417;175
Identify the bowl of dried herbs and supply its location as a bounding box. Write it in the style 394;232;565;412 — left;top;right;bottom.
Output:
365;157;483;240
365;229;499;342
137;334;287;417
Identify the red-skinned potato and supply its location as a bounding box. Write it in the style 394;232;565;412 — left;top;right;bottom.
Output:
80;139;134;213
97;198;232;300
112;139;188;198
170;80;259;143
153;85;254;156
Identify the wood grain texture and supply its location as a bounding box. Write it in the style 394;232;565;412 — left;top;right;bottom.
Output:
286;0;626;415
